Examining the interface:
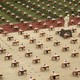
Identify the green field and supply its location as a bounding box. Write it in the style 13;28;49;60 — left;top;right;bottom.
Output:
0;0;80;24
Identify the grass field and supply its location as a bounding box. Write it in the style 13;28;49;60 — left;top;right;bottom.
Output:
0;0;80;24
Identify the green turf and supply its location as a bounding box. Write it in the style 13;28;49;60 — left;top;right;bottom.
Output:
0;0;80;24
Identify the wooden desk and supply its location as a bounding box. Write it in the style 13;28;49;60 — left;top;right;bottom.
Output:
0;28;3;33
44;49;51;54
14;26;19;31
19;46;25;51
24;34;30;39
18;30;24;35
29;38;36;43
40;65;49;71
34;27;39;33
70;39;77;44
40;32;45;37
72;70;80;77
71;28;76;33
36;43;43;48
51;55;60;61
62;62;70;68
32;58;40;64
11;62;19;67
54;41;60;46
62;47;69;51
71;52;79;57
50;74;59;80
5;54;12;60
3;31;8;36
46;36;53;41
0;48;6;53
48;26;53;31
25;51;33;57
7;36;14;41
12;41;19;46
18;70;27;75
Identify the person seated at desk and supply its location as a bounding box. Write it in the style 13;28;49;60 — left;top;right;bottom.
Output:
40;63;49;71
32;56;40;64
29;76;36;80
12;40;19;46
23;33;30;39
11;59;19;67
54;40;60;46
70;37;78;44
29;37;36;43
62;60;70;68
72;68;80;77
18;66;27;75
19;44;25;51
34;27;39;33
40;31;46;37
0;47;6;53
50;71;59;80
62;45;69;51
3;31;8;36
44;47;51;54
51;53;60;61
71;50;79;57
7;35;14;41
36;41;43;48
18;29;24;35
5;52;12;60
71;27;77;33
46;35;53;41
25;50;33;57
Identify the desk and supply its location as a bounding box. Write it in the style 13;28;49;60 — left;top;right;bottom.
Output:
50;74;59;80
40;65;49;71
0;48;6;53
18;70;27;75
71;28;76;33
51;55;60;61
18;30;24;35
29;38;36;43
14;26;19;31
36;43;43;48
11;62;19;67
19;46;25;51
24;34;30;39
3;31;8;36
54;41;60;46
5;54;12;60
70;39;77;44
48;26;53;31
72;70;80;76
62;62;70;68
25;51;33;57
40;32;45;37
12;41;19;46
34;27;39;33
44;49;51;54
7;36;14;41
71;52;79;57
46;36;53;41
0;28;3;33
62;47;69;51
32;58;40;64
